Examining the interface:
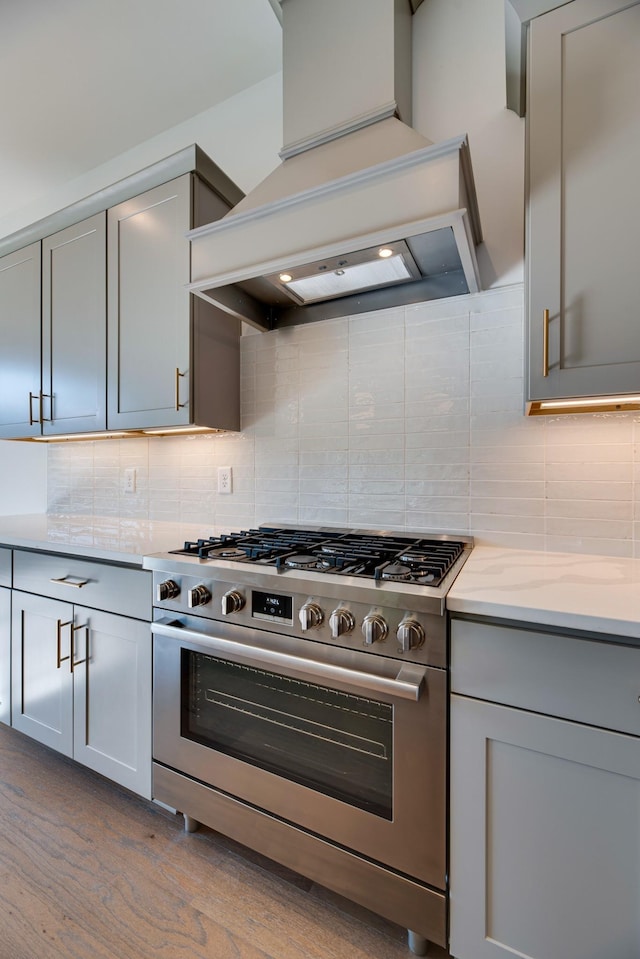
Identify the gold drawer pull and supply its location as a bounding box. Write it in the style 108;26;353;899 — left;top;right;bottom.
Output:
50;576;89;589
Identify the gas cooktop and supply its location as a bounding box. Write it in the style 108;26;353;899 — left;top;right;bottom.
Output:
169;525;470;588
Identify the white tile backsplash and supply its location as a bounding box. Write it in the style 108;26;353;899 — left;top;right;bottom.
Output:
46;284;640;557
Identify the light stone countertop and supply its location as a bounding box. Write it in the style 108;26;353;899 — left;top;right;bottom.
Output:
0;514;220;566
447;546;640;641
2;519;639;640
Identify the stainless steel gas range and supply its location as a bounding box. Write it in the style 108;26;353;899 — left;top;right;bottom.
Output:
144;525;473;956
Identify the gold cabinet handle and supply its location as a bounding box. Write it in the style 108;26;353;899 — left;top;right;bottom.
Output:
71;623;89;673
29;391;39;426
175;368;186;411
56;619;73;669
50;576;89;589
28;391;51;425
542;308;550;378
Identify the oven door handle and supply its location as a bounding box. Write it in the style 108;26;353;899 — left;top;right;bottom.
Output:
152;621;427;702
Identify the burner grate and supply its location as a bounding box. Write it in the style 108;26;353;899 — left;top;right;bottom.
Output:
169;527;467;586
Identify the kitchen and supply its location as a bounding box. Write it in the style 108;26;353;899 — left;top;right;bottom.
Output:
0;0;639;957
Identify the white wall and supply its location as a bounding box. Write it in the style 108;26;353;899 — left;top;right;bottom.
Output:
0;74;283;240
0;442;46;514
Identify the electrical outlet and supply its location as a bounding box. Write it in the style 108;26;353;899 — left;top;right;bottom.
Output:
217;466;233;494
123;467;137;494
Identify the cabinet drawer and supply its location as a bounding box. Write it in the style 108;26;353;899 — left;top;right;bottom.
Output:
0;548;10;588
451;619;640;738
13;550;151;621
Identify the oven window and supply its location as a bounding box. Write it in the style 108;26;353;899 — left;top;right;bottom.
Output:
181;651;393;819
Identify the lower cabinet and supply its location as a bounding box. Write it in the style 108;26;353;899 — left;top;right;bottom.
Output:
0;587;10;726
11;590;151;798
449;618;640;959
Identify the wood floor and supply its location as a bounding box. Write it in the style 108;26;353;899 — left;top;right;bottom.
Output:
0;725;448;959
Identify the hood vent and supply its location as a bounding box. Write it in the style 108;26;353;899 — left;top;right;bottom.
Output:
188;0;483;330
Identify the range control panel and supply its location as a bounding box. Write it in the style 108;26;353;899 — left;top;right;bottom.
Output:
152;571;447;667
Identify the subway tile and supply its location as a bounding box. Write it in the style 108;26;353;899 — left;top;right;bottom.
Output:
348;508;407;530
469;496;544;518
299;506;349;526
471;529;546;550
471;479;545;499
471;513;545;535
300;492;348;509
406;479;469;498
405;511;469;533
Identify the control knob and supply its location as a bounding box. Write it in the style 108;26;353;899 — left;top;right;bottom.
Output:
221;589;245;615
299;601;324;631
188;584;211;608
397;619;426;653
156;579;180;603
362;613;388;645
329;607;355;639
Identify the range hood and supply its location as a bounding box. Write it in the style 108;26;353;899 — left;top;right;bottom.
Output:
187;0;483;330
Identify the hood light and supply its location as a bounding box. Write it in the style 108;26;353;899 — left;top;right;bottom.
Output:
269;240;421;306
285;254;412;303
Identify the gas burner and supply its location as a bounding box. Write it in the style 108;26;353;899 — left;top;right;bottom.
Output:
380;563;414;582
399;544;464;567
412;572;437;585
206;547;247;560
284;554;320;570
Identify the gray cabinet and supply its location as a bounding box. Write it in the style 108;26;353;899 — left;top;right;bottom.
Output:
0;547;10;725
526;0;640;410
0;242;41;438
449;619;640;959
0;588;9;726
42;213;107;435
0;148;241;439
107;174;240;432
11;551;152;798
0;214;106;439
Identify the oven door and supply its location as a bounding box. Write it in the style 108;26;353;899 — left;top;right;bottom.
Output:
152;614;446;887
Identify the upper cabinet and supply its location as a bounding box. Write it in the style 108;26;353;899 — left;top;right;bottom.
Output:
526;0;640;414
0;145;243;440
42;213;107;435
107;174;240;432
0;242;42;438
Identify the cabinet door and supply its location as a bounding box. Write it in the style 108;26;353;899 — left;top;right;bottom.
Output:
11;592;73;756
42;213;107;434
527;0;640;402
107;175;192;430
0;242;42;438
0;587;10;726
72;607;151;798
449;695;640;959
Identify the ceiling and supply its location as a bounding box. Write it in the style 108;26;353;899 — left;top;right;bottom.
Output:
0;0;282;225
